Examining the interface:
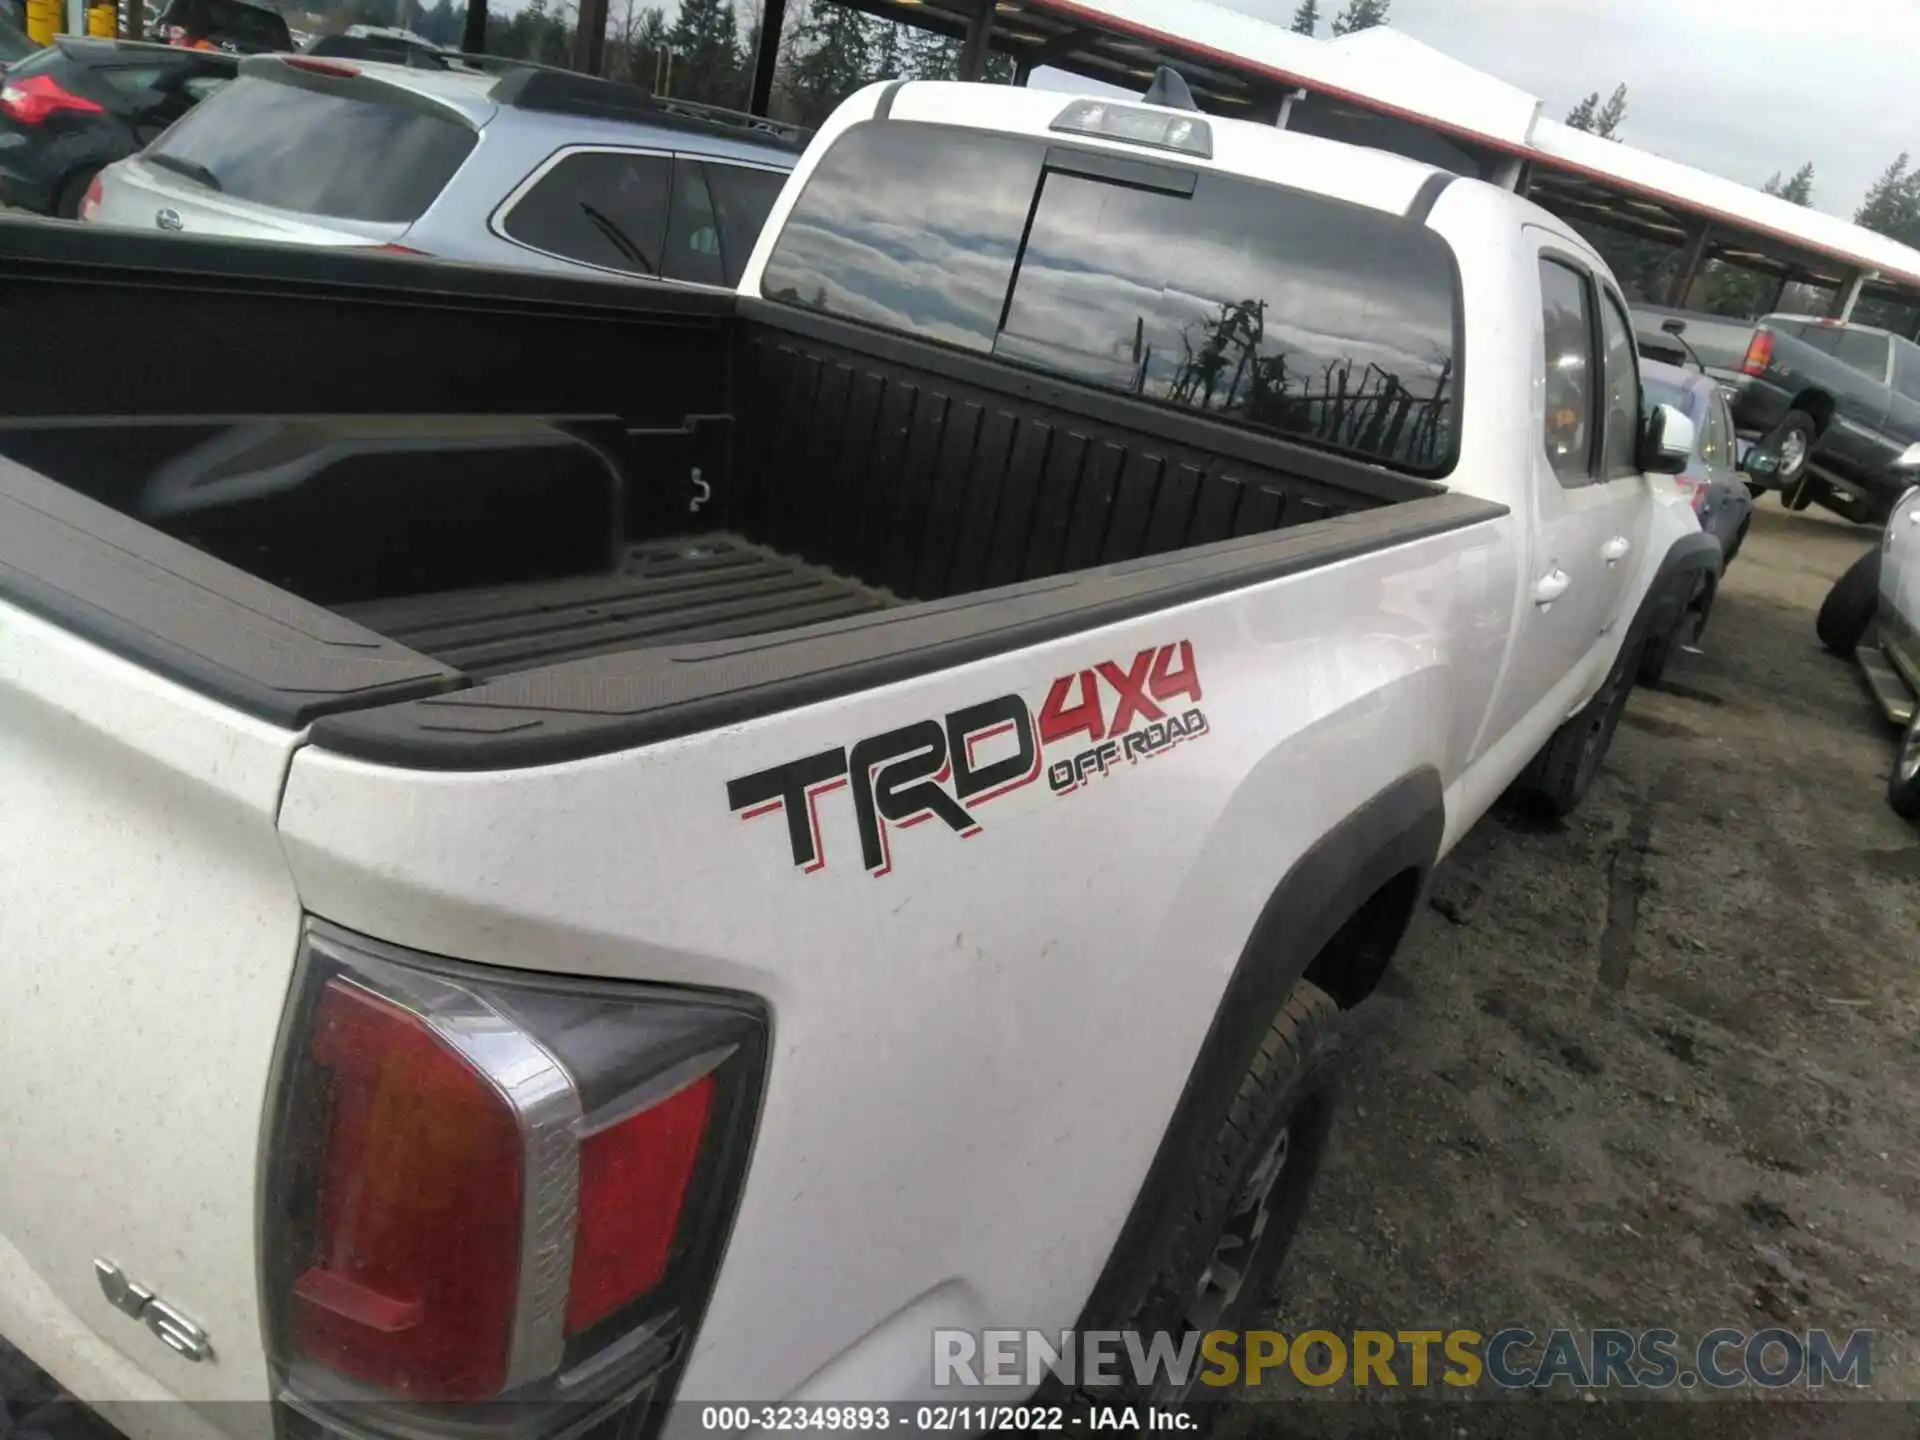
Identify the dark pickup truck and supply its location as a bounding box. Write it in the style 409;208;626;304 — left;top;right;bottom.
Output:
1633;302;1920;526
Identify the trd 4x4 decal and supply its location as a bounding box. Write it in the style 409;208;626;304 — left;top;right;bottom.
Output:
727;640;1209;878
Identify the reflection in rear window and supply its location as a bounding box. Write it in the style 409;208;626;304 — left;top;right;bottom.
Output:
200;0;290;45
146;74;474;223
761;121;1462;473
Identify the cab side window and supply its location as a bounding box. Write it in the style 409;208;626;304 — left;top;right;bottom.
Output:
1539;257;1598;485
1597;291;1643;480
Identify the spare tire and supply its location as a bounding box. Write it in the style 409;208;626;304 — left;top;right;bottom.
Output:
1816;547;1880;658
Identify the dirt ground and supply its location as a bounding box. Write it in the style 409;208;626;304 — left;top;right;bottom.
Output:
1236;499;1920;1436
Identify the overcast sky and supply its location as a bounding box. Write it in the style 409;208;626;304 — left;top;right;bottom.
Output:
1172;0;1918;220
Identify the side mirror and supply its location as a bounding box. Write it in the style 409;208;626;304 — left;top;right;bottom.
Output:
1740;445;1780;479
1641;403;1694;475
1661;318;1687;337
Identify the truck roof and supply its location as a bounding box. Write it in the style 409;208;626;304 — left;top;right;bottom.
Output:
882;78;1451;220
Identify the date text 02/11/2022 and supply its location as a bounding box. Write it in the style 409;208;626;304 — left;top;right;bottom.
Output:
726;641;1209;878
695;1406;1192;1431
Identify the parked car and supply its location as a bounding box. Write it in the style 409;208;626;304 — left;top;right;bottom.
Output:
0;14;36;65
1635;302;1920;527
0;38;233;218
0;70;1717;1429
1640;357;1756;566
151;0;289;53
300;25;456;68
84;54;805;287
1815;446;1920;816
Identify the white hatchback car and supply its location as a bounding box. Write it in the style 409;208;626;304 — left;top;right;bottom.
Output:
1817;444;1920;815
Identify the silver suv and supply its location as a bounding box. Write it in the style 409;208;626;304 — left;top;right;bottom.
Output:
83;53;805;288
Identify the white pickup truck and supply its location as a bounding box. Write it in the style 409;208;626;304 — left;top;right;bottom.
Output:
0;70;1714;1440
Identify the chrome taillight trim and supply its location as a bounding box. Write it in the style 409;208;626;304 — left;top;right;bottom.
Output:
301;930;582;1395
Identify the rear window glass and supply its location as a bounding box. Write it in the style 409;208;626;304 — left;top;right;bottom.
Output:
1833;327;1890;380
501;150;673;277
146;74;474;223
761;122;1462;473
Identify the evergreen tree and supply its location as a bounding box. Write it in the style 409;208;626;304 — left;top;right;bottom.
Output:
1328;0;1388;36
869;15;905;80
1763;162;1815;207
1855;153;1920;248
666;0;744;106
1289;0;1318;36
1566;83;1626;140
902;24;958;79
1593;82;1627;139
783;0;870;125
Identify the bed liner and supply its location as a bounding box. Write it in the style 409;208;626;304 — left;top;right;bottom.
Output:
338;535;899;679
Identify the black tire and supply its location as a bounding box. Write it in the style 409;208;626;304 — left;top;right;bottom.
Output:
1724;518;1749;566
1762;409;1818;489
1891;712;1920;820
1637;628;1674;686
1056;980;1340;1415
52;167;98;221
1519;635;1643;817
1815;548;1879;658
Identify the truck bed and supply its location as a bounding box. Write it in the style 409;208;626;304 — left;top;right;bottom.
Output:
338;535;899;679
0;224;1505;764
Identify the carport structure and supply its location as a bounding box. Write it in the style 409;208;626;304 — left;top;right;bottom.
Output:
707;0;1920;334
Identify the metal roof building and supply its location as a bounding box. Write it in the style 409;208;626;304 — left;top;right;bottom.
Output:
736;0;1920;329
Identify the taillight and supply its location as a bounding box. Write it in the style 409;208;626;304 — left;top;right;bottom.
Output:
1674;475;1707;514
1742;330;1774;377
0;74;106;125
365;242;429;256
77;172;103;221
285;55;359;77
264;923;766;1436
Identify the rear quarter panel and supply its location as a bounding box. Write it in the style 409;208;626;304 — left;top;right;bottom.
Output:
0;601;302;1437
276;516;1514;1407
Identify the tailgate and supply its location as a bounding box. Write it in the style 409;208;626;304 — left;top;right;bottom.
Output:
0;454;458;1432
0;592;299;1426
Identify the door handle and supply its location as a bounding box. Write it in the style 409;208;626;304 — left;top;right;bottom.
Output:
1601;536;1632;564
1534;568;1571;607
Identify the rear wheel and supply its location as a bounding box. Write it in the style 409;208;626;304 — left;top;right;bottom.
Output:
1520;634;1643;817
52;167;99;221
1888;711;1920;820
1815;548;1879;658
1724;518;1750;565
1763;410;1817;492
1054;980;1340;1416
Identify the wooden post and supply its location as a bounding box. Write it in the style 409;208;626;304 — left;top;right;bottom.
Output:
957;0;992;82
1664;220;1713;308
571;0;608;75
461;0;486;58
748;0;788;115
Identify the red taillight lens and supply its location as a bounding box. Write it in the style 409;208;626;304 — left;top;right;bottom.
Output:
1742;330;1773;377
567;1074;715;1335
285;55;359;77
77;172;103;222
0;74;106;125
291;979;524;1401
264;925;764;1438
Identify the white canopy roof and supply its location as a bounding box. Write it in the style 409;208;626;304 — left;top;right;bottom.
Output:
1022;0;1920;289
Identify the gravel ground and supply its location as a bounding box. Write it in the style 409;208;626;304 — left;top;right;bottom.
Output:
1234;499;1920;1436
